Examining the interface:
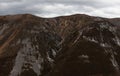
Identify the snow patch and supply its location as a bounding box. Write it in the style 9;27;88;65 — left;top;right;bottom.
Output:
83;36;98;43
100;43;111;47
110;53;119;70
47;52;54;63
51;49;56;57
79;55;89;59
78;55;90;63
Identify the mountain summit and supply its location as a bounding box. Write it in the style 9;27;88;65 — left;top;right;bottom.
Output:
0;14;120;76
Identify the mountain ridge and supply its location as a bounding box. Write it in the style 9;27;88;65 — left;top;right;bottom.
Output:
0;14;120;76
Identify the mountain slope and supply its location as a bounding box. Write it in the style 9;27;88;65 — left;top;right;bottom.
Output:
0;14;120;76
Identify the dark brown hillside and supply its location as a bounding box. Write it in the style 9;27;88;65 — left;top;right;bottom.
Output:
0;14;120;76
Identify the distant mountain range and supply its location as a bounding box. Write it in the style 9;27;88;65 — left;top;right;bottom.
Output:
0;14;120;76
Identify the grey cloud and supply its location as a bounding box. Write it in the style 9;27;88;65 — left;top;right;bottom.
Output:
0;0;22;2
0;0;120;18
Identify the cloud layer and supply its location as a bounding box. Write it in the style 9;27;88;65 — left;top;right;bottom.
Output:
0;0;120;18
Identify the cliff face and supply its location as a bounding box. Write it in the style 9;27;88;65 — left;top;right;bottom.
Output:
0;14;120;76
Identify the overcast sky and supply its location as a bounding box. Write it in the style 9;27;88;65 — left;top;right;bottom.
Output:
0;0;120;18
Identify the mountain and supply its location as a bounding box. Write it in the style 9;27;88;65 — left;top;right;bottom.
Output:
0;14;120;76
